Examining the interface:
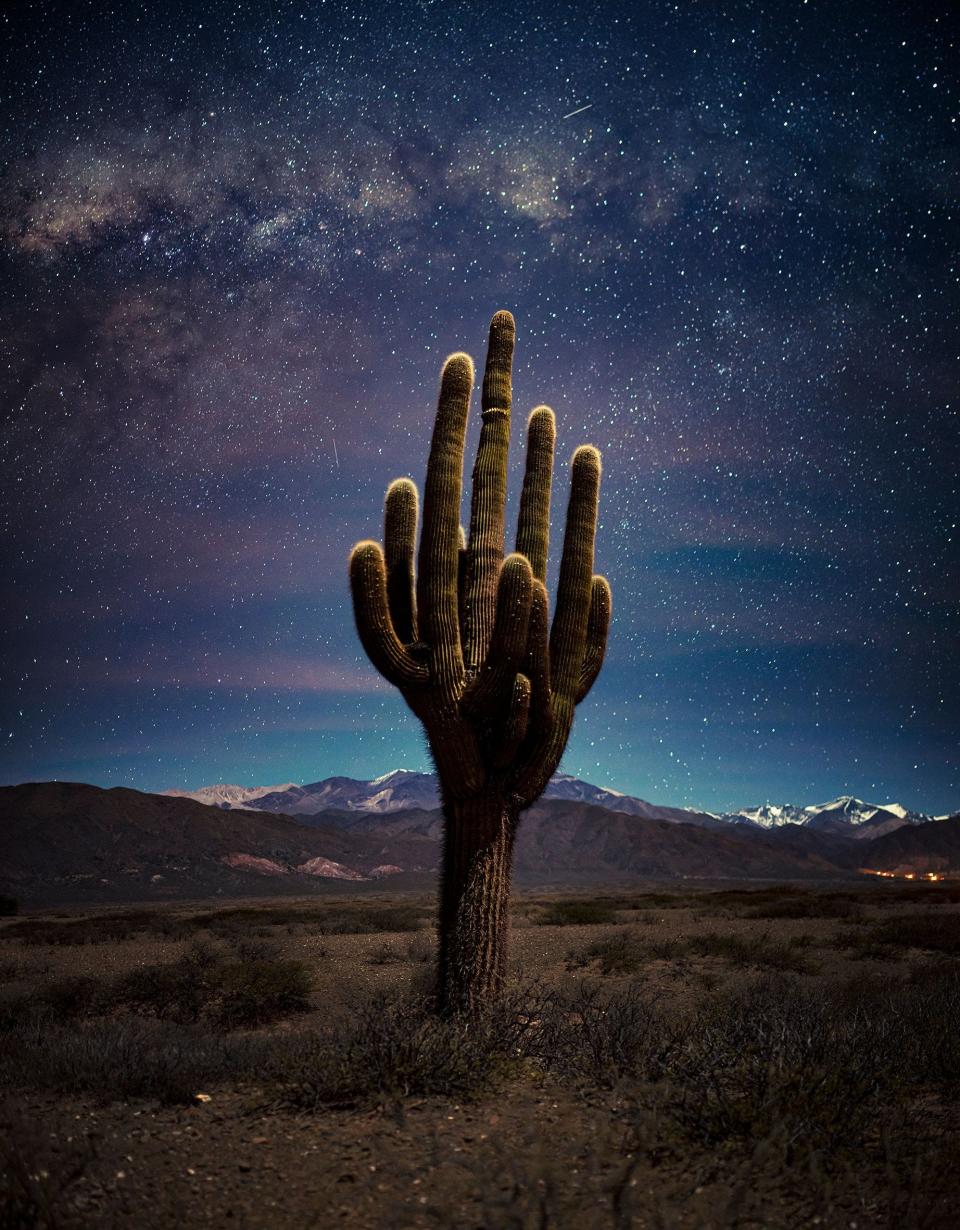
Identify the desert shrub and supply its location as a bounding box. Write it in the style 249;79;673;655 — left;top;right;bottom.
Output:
699;886;801;910
567;929;647;976
2;910;190;946
110;942;220;1022
877;884;960;905
281;992;540;1111
896;963;960;1089
110;946;312;1027
2;944;313;1032
406;932;435;964
566;929;814;976
676;931;813;972
187;902;427;937
0;975;107;1031
320;905;429;934
539;971;948;1164
835;929;904;961
31;975;104;1021
538;982;675;1088
0;896;18;918
229;935;285;962
870;912;960;955
0;1017;276;1105
660;978;886;1158
745;894;859;920
537;900;619;926
187;906;306;936
367;941;408;965
212;958;313;1028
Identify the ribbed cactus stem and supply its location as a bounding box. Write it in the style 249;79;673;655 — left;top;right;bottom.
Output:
418;353;472;691
462;312;515;672
516;407;555;583
549;446;601;698
348;312;610;1015
384;478;418;645
578;576;612;702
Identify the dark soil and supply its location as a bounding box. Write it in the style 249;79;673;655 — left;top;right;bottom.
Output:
2;883;958;1229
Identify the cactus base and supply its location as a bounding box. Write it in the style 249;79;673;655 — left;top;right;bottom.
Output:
436;795;517;1016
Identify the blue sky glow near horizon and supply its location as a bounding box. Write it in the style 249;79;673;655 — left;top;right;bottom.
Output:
1;0;958;813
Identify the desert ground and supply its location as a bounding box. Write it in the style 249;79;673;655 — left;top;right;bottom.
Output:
2;881;959;1229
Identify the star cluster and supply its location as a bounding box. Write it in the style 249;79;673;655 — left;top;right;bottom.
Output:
1;0;957;811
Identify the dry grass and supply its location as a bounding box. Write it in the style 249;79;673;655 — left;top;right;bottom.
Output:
2;884;959;1228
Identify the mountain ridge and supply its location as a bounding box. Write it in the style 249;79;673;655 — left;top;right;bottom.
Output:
165;770;942;838
2;781;957;903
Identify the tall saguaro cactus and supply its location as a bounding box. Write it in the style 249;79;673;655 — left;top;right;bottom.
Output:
350;311;610;1015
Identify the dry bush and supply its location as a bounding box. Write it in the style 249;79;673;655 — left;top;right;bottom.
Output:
567;929;648;976
567;929;814;977
537;899;619;926
0;1018;280;1105
280;990;543;1112
1;942;313;1031
744;893;860;920
870;912;960;955
2;910;189;946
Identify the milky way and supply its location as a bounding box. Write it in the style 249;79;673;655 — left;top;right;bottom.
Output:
1;0;957;811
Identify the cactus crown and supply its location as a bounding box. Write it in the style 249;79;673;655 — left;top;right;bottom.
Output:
349;310;610;809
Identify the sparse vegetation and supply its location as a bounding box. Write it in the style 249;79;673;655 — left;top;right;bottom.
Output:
568;927;815;974
2;887;959;1226
0;1017;280;1105
568;928;648;975
537;899;619;926
744;893;860;919
871;911;960;954
0;943;313;1031
279;993;538;1111
1;901;431;946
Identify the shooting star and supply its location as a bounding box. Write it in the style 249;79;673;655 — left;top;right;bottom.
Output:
332;434;340;469
562;103;593;119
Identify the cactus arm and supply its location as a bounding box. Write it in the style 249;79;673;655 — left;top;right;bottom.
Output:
463;553;533;718
462;311;515;672
520;578;552;730
576;575;612;703
349;541;430;688
417;353;473;692
549;446;602;700
494;673;531;769
509;578;556;803
515;406;555;583
511;450;601;805
384;478;418;645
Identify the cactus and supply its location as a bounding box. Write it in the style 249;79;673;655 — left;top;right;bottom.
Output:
350;311;610;1015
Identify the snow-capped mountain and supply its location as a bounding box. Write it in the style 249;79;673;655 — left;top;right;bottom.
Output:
543;774;717;824
717;796;932;839
169;770;715;825
167;773;940;839
162;782;299;809
248;770;441;815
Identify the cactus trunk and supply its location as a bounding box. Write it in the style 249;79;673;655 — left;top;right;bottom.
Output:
350;312;609;1016
436;794;516;1016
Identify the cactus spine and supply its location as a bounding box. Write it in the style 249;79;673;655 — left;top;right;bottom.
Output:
350;311;610;1015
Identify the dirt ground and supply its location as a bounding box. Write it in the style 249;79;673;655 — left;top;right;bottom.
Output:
2;881;959;1229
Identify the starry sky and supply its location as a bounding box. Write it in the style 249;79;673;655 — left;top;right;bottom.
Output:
1;0;957;813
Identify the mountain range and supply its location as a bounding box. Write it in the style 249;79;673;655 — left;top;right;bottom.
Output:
166;769;940;839
0;773;955;902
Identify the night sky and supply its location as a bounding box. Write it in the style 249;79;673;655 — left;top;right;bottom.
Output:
2;1;957;813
